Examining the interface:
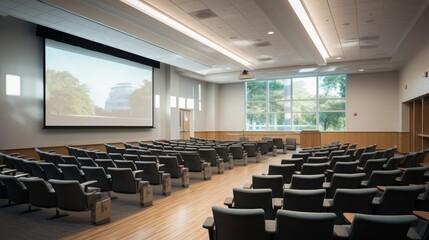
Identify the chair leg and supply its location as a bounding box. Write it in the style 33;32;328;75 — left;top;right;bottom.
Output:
20;204;41;214
47;208;69;219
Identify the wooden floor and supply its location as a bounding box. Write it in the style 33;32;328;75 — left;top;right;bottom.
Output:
60;153;289;240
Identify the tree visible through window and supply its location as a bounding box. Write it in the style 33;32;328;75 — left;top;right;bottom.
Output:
245;74;346;131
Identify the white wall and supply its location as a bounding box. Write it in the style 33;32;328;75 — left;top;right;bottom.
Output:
218;82;245;131
346;71;400;131
0;16;170;149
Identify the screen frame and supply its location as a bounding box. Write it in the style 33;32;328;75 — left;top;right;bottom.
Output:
41;38;156;129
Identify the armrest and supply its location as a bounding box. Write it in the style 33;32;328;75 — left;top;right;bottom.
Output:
202;217;214;229
15;173;29;178
224;197;234;208
322;182;331;189
81;180;97;191
133;170;144;175
1;169;17;175
243;183;252;189
323;199;333;209
265;220;276;234
9;152;21;156
158;163;165;167
273;198;282;209
25;157;36;161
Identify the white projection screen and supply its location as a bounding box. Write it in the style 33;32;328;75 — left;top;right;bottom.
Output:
44;39;154;127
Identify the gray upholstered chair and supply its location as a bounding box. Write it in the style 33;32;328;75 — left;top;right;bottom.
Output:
224;188;277;220
395;167;428;185
291;153;310;163
81;166;113;197
361;169;402;188
77;157;98;167
282;188;326;212
181;152;211;180
272;138;286;154
357;158;387;180
135;161;171;195
61;155;81;167
39;162;64;180
108;153;125;160
24;160;47;180
353;147;366;161
58;164;86;183
242;143;261;163
333;213;418;240
326;160;359;182
307;156;330;164
374;185;426;215
108;167;143;194
48;179;101;213
275;210;336;240
228;145;248;165
122;154;141;162
113;160;137;171
285;174;325;190
285;138;296;150
299;163;328;175
158;155;189;188
95;159;116;172
324;173;366;198
400;152;418;168
281;158;304;172
325;188;378;224
95;152;110;159
357;152;376;168
328;150;345;160
246;175;284;198
313;151;329;158
267;164;295;184
20;177;68;218
203;206;270;240
140;155;158;163
328;155;351;170
383;155;404;170
0;174;37;213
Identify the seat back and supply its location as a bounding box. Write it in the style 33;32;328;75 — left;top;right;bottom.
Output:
242;143;258;157
313;151;329;157
285;138;296;150
332;160;359;174
95;159;116;172
373;149;388;159
77;157;98;167
108;153;125;160
39;162;64;180
252;175;283;198
61;155;81;167
81;166;111;192
198;149;218;166
0;174;29;204
276;210;336;240
256;141;268;154
384;155;404;170
400;153;418;168
108;168;138;194
228;145;244;159
290;174;325;190
123;154;141;162
357;152;376;168
20;177;56;208
353;147;365;161
291;153;310;163
365;170;402;187
375;185;426;215
140;155;158;163
350;214;418;240
307;156;330;164
268;164;295;184
281;158;304;172
182;152;203;172
360;158;387;180
212;206;266;240
331;188;378;224
49;179;94;211
328;155;351;169
272;138;284;149
300;163;328;175
135;161;161;185
25;161;47;180
398;167;428;185
58;164;85;183
329;150;345;160
113;160;137;171
95;152;110;159
283;189;326;212
328;173;366;198
158;156;181;178
233;188;274;219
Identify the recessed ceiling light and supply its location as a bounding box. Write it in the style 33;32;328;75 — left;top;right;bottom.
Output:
226;67;231;70
267;31;274;35
358;69;365;72
299;68;317;73
335;56;342;60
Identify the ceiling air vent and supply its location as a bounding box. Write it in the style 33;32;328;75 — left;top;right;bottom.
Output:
254;41;272;47
189;9;217;20
258;58;272;62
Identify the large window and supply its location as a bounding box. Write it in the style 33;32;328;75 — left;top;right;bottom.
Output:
246;74;346;131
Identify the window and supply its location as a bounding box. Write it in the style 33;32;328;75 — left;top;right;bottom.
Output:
245;74;346;131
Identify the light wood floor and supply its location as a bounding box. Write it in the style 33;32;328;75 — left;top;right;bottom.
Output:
61;153;289;240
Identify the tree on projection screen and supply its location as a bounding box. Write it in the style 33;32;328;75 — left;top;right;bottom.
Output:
44;39;154;127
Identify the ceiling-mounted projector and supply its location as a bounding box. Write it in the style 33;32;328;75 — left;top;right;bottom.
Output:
238;70;254;80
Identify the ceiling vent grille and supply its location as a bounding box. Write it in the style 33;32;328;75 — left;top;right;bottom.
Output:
189;9;217;20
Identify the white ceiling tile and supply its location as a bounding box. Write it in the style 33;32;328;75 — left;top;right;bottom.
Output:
327;0;355;8
178;0;207;13
211;5;239;17
171;0;194;4
200;0;231;8
330;5;356;16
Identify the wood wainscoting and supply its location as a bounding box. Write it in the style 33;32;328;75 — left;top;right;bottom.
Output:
195;131;411;153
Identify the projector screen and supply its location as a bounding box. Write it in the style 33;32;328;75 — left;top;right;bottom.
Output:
44;39;154;127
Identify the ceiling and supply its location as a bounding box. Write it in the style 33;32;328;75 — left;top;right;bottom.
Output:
0;0;428;83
